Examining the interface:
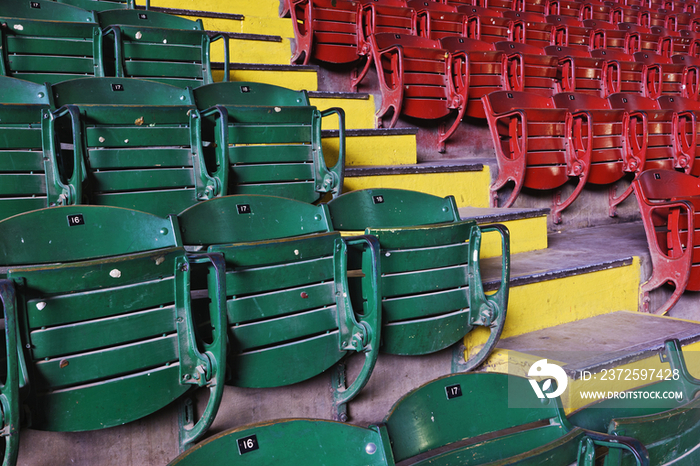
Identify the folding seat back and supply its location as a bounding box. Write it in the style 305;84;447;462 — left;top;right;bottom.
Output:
97;9;228;88
591;48;648;96
167;420;394;466
0;1;104;84
326;188;509;370
635;51;695;98
55;0;135;10
49;78;226;217
633;163;700;314
503;11;556;48
191;81;344;203
441;36;504;118
0;77;84;221
470;0;517;14
609;92;696;173
657;95;700;176
413;1;467;40
553;92;632;182
383;372;649;465
483;90;590;223
371;32;469;152
352;0;418;89
545;46;607;95
554;92;645;215
579;2;612;22
545;0;585;17
463;11;517;44
0;205;228;451
291;0;360;65
495;41;559;95
590;27;630;51
550;21;595;49
177;195;381;421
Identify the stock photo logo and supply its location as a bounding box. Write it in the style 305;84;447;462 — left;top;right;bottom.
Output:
528;359;568;399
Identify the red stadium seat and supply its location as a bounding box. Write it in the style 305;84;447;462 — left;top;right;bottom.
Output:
371;33;469;152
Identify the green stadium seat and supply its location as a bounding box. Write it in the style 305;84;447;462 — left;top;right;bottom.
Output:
55;0;136;11
0;205;228;453
97;9;228;87
0;77;84;221
0;1;104;84
326;188;510;370
177;195;381;421
167;419;394;465
49;77;227;216
569;339;700;465
191;81;345;203
383;372;649;465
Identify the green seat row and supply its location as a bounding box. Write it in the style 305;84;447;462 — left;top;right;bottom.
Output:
168;371;650;466
0;189;509;465
0;0;227;87
0;76;344;220
569;339;700;466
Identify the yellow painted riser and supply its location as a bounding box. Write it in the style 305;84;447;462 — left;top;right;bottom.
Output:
150;0;282;18
481;339;700;414
337;214;547;259
195;16;294;37
480;216;548;257
464;257;641;362
310;96;376;131
322;134;417;167
213;69;318;91
209;38;292;65
342;168;492;208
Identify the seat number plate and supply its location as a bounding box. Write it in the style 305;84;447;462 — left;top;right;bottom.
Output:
67;214;85;227
445;384;462;399
237;434;259;455
31;2;41;8
237;204;252;214
372;195;384;204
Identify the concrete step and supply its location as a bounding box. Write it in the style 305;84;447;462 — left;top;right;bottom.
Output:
464;222;649;372
322;128;418;167
343;161;492;209
148;0;282;19
208;32;291;65
309;91;376;131
460;207;549;257
213;62;319;90
486;311;700;413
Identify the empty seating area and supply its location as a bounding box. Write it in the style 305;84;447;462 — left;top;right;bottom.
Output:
4;0;700;464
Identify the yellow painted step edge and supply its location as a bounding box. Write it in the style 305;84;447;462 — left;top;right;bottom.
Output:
463;256;641;366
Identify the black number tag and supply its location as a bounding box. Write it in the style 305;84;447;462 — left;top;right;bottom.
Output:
237;204;252;214
138;13;148;19
237;434;259;455
240;86;251;93
654;173;661;179
111;84;125;92
372;195;384;204
30;2;41;8
445;384;462;400
67;214;85;227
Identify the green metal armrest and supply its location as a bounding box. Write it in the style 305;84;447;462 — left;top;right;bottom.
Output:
0;281;20;466
332;234;382;421
42;105;86;206
176;252;228;451
190;105;229;199
317;107;345;197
